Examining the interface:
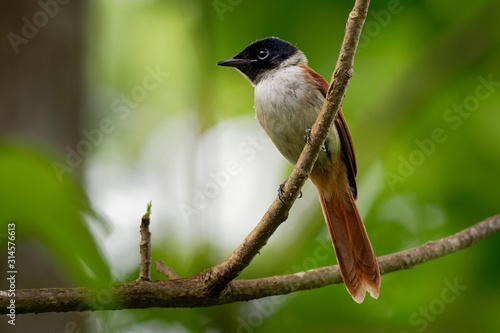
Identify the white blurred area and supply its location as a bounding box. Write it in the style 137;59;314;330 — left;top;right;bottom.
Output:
85;113;319;279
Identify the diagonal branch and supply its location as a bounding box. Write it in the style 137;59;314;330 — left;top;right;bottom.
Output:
199;0;372;295
156;260;180;280
2;214;498;314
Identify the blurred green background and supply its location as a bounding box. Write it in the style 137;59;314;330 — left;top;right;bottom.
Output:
1;0;500;332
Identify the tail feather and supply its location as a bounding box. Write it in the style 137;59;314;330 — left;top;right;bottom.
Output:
317;188;381;303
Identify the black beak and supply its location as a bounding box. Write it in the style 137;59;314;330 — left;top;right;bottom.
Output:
217;58;255;67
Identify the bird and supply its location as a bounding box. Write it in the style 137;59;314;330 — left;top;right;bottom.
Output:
217;37;380;303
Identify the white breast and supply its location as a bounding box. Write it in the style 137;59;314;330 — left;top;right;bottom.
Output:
254;65;337;166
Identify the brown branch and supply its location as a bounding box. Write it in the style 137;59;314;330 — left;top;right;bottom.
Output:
198;0;372;295
156;260;180;280
2;214;498;314
138;202;152;281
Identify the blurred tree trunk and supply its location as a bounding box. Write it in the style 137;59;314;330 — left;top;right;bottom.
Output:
0;1;88;332
0;0;85;155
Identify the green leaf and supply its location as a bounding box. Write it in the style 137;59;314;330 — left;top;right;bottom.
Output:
0;141;110;286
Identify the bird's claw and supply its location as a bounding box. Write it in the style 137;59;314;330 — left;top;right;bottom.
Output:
278;178;302;203
304;129;312;145
304;128;327;152
278;182;286;203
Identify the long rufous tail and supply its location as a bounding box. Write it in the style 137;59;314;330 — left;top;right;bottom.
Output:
317;187;381;303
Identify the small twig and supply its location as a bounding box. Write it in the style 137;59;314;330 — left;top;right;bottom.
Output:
156;260;180;280
138;201;152;281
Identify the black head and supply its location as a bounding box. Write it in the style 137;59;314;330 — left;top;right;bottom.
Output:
217;37;301;84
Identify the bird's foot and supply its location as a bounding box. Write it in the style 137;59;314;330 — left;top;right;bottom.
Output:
304;129;312;145
278;177;302;203
304;128;327;152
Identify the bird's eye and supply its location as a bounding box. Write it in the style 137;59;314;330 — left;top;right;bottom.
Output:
257;48;269;60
